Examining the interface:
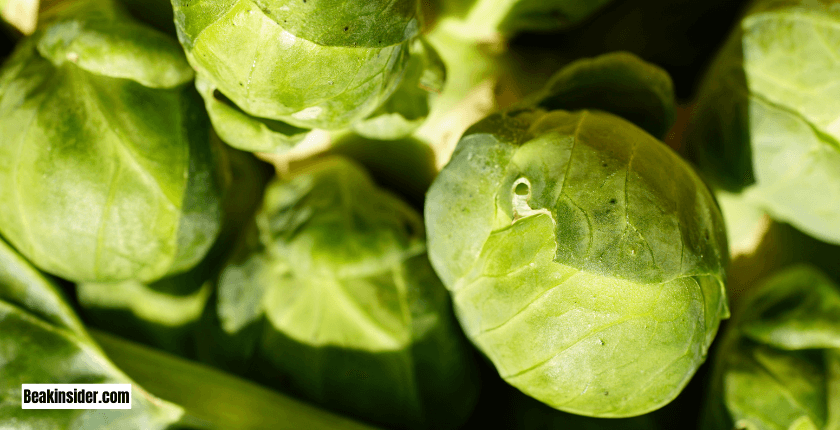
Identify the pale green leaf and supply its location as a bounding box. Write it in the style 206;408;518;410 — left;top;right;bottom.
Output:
172;0;417;131
534;51;676;139
0;18;224;283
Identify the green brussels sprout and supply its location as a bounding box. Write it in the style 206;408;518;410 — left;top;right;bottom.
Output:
209;157;478;429
687;0;840;244
426;107;729;417
0;0;227;283
171;0;444;152
703;265;840;430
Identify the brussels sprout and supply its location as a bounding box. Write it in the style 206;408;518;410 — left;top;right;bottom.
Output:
687;0;840;244
208;157;478;429
703;265;840;430
0;0;227;283
426;107;729;417
171;0;443;151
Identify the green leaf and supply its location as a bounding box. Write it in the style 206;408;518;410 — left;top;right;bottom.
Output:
426;108;729;417
533;51;676;139
77;273;213;358
713;187;768;257
38;0;126;27
76;147;271;358
506;386;667;429
210;157;478;429
195;76;310;153
0;17;225;283
0;236;185;429
36;19;193;88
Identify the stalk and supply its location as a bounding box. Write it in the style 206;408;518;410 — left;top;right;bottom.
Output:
91;329;379;430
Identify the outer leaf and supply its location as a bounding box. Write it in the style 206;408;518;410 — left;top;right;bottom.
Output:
251;0;419;48
211;157;478;429
426;108;729;417
687;0;840;244
195;76;310;153
533;51;676;139
171;0;418;131
505;385;666;429
713;187;769;257
0;17;225;283
36;18;193;88
76;147;272;358
0;236;185;429
353;38;446;141
77;272;213;358
38;0;125;26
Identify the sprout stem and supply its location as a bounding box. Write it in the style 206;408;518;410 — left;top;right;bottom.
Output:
90;329;379;430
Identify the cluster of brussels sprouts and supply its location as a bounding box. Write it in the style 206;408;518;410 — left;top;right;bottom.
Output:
1;0;839;429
